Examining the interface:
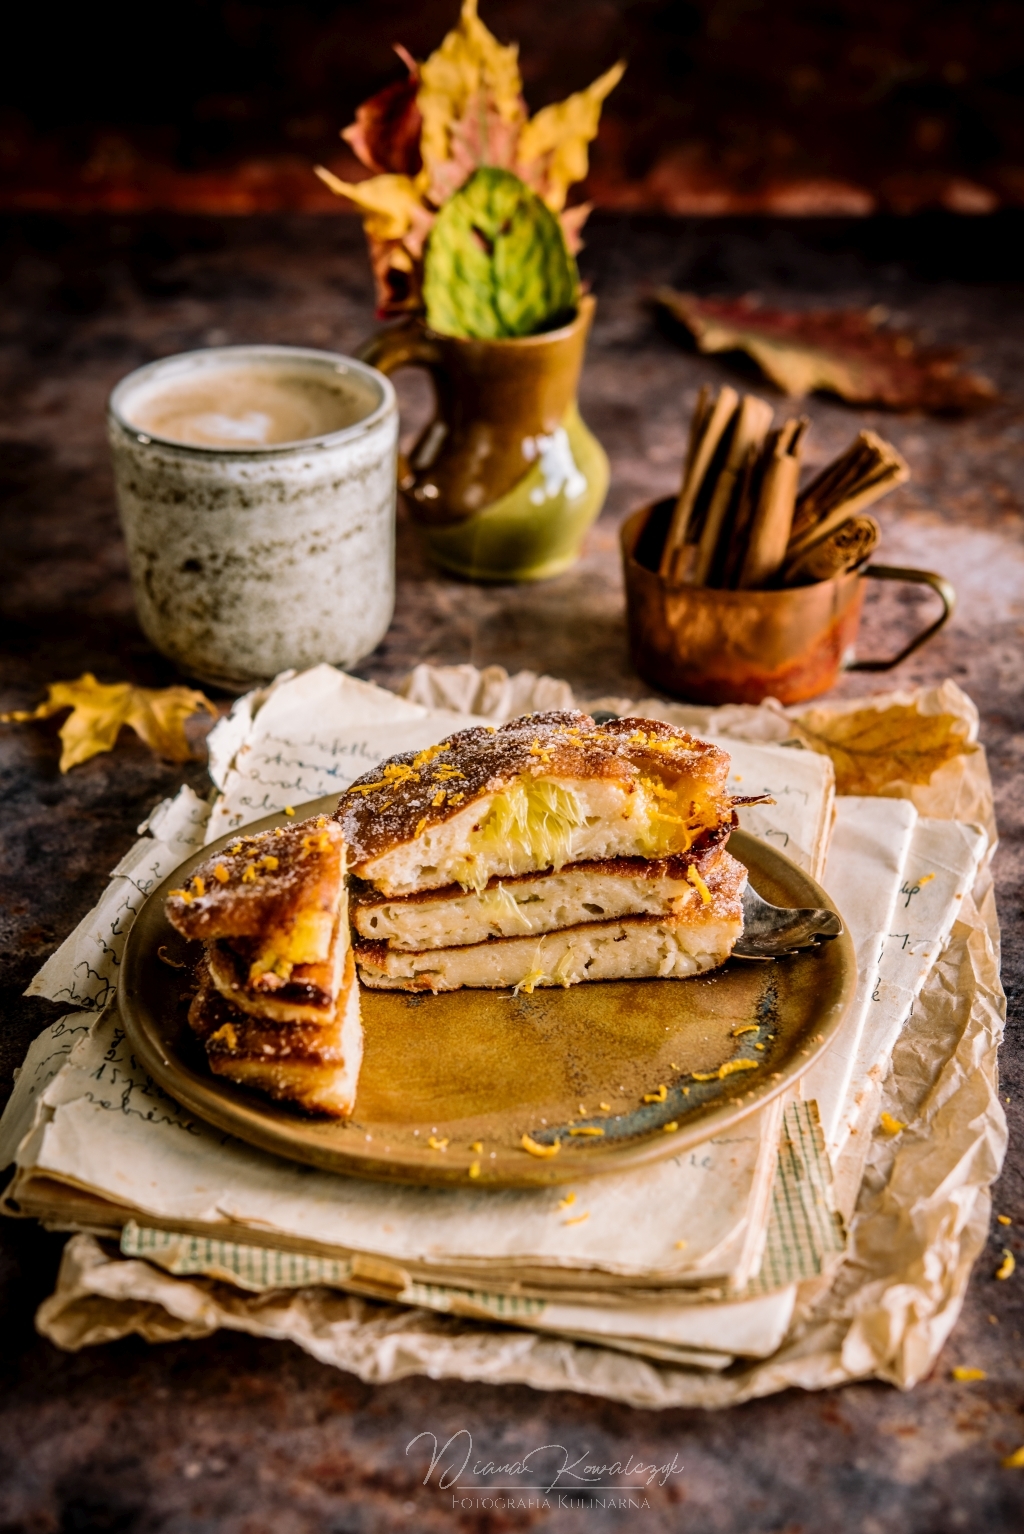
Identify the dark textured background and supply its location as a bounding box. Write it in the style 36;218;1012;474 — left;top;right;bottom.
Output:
3;1;1024;214
0;210;1022;1530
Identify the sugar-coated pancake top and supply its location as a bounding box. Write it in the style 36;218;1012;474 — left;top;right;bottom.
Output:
165;816;344;942
336;711;731;867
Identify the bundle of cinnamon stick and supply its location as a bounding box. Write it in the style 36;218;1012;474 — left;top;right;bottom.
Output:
656;386;908;590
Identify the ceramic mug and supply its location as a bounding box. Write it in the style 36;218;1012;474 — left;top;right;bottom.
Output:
108;345;398;691
358;294;608;582
621;498;955;706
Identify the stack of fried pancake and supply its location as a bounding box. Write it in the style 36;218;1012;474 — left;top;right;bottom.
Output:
166;815;362;1116
338;711;750;993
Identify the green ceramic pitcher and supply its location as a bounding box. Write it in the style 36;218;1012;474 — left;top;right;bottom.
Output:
358;295;608;582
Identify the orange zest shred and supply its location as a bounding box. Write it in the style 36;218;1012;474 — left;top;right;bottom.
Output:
1002;1445;1024;1469
168;888;192;905
431;789;446;807
732;1024;759;1037
284;805;295;816
879;1111;907;1135
996;1249;1015;1280
563;1211;590;1226
643;1084;668;1103
413;743;450;769
468;1161;481;1179
663;1121;679;1133
300;831;332;854
557;1191;576;1210
415;817;428;838
521;1133;559;1158
191;876;205;898
952;1366;987;1381
687;864;712;904
569;1126;604;1137
427;1135;449;1151
692;1059;759;1082
213;864;230;884
241;865;258;884
349;762;421;795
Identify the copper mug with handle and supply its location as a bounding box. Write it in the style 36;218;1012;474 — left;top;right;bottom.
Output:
621;498;955;706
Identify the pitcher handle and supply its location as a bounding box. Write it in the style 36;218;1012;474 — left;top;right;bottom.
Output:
357;324;449;486
845;563;956;672
357;322;444;379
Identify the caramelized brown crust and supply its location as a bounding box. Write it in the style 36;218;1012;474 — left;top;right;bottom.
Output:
348;821;734;913
189;958;352;1063
166;816;343;943
336;711;730;868
207;939;336;1019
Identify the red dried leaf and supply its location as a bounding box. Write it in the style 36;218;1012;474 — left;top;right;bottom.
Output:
657;290;998;414
342;46;423;177
366;235;424;319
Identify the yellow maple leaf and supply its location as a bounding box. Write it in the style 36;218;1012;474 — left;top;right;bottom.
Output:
517;61;626;211
418;0;525;191
2;673;216;772
312;167;434;252
789;702;975;797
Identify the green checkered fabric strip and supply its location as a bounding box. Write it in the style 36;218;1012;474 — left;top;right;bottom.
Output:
746;1099;846;1295
120;1223;549;1317
121;1222;352;1291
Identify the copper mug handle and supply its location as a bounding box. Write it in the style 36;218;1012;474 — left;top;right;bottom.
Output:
845;564;956;672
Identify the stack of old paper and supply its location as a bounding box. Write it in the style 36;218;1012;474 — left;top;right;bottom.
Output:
0;665;1004;1406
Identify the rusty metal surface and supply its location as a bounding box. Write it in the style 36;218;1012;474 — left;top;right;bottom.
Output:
0;211;1022;1532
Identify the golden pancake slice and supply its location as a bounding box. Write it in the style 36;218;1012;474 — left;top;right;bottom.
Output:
167;814;345;991
188;953;362;1119
336;712;736;898
354;848;747;993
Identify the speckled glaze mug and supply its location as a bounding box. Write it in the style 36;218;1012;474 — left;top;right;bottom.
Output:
108;345;398;691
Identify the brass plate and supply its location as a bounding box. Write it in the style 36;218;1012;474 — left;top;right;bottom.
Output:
119;796;855;1188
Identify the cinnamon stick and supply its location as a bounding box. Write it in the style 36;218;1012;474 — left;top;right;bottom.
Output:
736;416;807;589
785;430;907;565
784;515;880;584
691;394;774;586
659;386;739;581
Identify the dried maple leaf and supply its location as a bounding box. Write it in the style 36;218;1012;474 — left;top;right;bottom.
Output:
342;45;423;177
316;1;623;317
418;0;526;206
516;61;625;213
312;165;436;315
788;703;976;796
656;290;997;414
1;673;216;772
